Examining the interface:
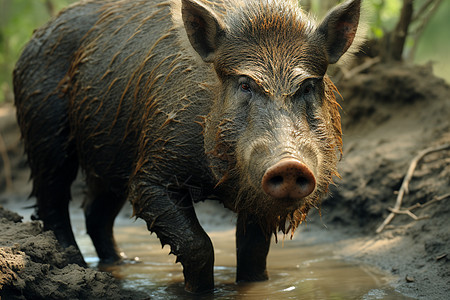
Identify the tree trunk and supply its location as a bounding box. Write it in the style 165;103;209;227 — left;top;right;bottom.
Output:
386;0;414;61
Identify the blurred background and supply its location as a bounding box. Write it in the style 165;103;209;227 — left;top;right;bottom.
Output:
0;0;449;103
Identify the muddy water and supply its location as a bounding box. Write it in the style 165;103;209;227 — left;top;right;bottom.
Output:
67;203;410;300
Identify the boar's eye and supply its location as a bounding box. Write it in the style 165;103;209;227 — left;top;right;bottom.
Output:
240;82;251;93
297;78;320;100
302;84;313;95
301;81;315;96
238;77;252;94
240;83;251;92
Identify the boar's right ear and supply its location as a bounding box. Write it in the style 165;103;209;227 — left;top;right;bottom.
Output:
182;0;226;63
316;0;361;64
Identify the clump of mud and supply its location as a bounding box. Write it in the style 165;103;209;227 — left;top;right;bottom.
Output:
0;206;146;300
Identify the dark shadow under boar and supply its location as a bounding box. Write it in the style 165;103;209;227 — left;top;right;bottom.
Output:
13;0;361;293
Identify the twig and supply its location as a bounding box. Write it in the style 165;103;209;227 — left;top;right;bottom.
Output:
376;144;450;233
387;207;430;221
342;57;381;80
386;194;449;221
0;132;13;191
412;0;440;23
406;193;450;211
333;57;381;84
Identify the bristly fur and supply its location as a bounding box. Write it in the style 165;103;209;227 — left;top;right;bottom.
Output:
229;76;343;237
75;0;347;238
17;0;352;246
197;0;345;237
216;0;327;96
13;0;361;292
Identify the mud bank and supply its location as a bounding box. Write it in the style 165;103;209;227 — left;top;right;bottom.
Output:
0;63;449;299
0;206;147;299
316;62;450;299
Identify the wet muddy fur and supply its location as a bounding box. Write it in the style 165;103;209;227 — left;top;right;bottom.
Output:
13;0;361;293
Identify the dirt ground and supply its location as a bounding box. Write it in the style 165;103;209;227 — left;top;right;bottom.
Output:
0;62;449;299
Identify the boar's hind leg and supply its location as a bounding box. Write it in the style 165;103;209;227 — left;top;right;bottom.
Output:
236;213;271;282
133;186;214;293
84;177;127;266
28;138;84;265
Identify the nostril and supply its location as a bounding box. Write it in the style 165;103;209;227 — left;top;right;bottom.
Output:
296;176;308;187
269;175;283;186
262;158;316;200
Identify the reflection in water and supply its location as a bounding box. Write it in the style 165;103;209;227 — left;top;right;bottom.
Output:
73;218;410;300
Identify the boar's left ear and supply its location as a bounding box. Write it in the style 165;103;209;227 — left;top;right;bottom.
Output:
182;0;226;63
316;0;361;64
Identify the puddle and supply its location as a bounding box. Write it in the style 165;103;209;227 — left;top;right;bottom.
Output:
3;199;410;299
71;211;410;299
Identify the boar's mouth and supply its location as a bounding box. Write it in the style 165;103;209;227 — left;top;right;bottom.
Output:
228;157;319;237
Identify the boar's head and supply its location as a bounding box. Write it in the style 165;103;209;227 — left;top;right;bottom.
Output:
181;0;361;235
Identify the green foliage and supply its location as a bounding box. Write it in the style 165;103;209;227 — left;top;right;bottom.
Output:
1;0;449;103
366;0;402;39
300;0;403;39
414;0;450;82
0;0;75;103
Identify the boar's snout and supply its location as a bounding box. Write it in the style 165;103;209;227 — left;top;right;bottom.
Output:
262;158;316;200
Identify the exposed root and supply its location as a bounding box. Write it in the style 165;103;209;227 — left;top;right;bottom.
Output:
387;207;430;221
386;193;450;221
376;144;450;233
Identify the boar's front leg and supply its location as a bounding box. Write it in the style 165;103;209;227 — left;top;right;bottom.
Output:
131;182;214;293
236;213;271;282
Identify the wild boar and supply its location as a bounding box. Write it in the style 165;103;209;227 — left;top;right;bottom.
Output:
13;0;361;293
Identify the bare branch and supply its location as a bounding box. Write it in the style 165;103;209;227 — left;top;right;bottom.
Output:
412;0;439;23
376;144;450;233
385;193;449;223
387;207;430;220
406;193;450;210
342;57;381;80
